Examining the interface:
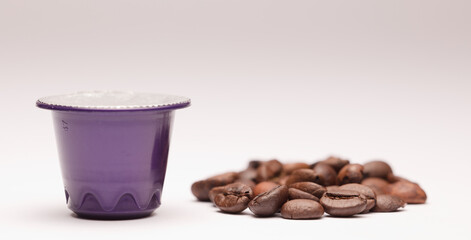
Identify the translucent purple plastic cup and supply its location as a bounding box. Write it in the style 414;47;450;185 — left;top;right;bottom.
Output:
37;91;190;219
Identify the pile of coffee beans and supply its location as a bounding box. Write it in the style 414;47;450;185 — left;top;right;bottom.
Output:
191;157;427;219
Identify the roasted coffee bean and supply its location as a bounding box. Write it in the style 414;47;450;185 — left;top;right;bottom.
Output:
337;164;364;185
363;161;393;180
319;156;350;172
387;175;411;183
276;175;290;185
193;158;425;220
191;172;238;201
320;189;367;217
283;162;310;175
285;169;321;185
388;180;427;204
326;185;341;192
339;183;376;213
238;160;262;182
288;188;320;201
238;168;257;182
289;182;326;199
361;177;390;195
248;185;289;217
339;183;376;199
235;178;256;188
253;181;280;197
281;199;324;219
208;186;225;203
248;160;262;169
312;163;337;186
256;159;283;182
372;194;405;212
213;183;253;213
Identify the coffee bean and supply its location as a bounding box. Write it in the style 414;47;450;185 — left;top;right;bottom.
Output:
283;162;310;175
208;185;225;203
248;160;262;169
320;189;367;217
191;172;238;201
319;156;350;172
276;175;290;185
281;199;324;219
285;169;321;185
248;185;289;217
256;159;283;182
235;178;256;188
387;175;411;183
365;199;378;213
337;164;364;185
312;163;337;186
253;181;280;197
361;177;390;195
339;183;376;213
193;158;425;221
289;182;326;199
238;160;263;182
338;183;376;199
326;185;341;192
372;194;405;212
213;183;253;213
388;180;427;204
238;168;257;182
288;188;320;201
363;160;393;180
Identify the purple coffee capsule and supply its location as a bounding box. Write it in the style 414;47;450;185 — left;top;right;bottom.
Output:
37;91;190;219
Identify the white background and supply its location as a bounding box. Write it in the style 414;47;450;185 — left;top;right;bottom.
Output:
1;0;470;239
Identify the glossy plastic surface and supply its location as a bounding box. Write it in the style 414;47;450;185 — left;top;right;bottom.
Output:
37;91;189;219
54;110;174;219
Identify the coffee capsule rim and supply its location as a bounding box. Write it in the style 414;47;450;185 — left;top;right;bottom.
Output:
36;90;191;112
